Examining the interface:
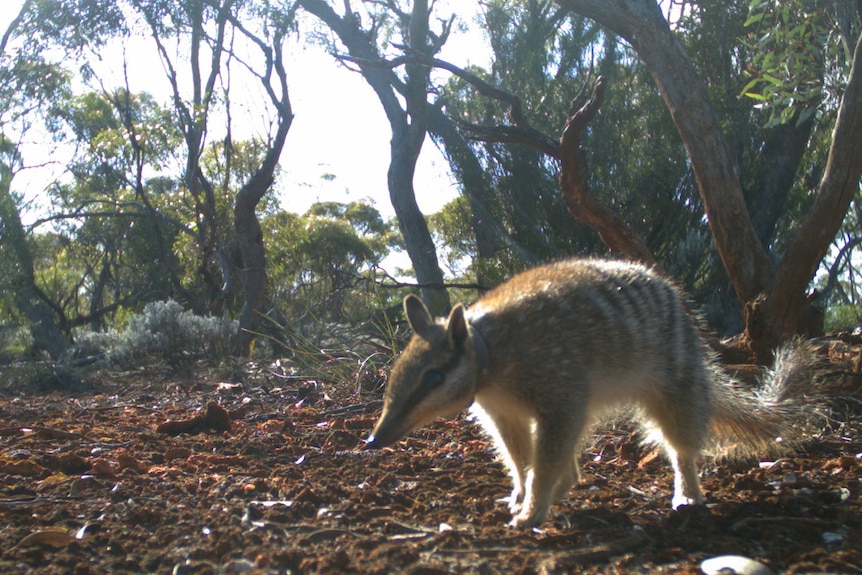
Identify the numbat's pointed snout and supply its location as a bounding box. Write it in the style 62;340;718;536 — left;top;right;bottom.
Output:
364;433;390;449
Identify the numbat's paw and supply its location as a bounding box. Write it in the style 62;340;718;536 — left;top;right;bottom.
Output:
508;506;549;530
508;488;524;514
671;491;704;511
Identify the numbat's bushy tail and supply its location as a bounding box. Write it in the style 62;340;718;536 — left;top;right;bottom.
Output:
366;258;826;529
705;341;824;458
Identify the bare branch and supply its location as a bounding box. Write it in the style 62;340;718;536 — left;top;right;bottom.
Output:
0;0;33;56
557;76;659;267
28;200;193;237
339;52;561;154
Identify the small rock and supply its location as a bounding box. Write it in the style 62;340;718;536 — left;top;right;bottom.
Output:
221;558;255;573
700;555;774;575
164;446;191;461
782;471;797;485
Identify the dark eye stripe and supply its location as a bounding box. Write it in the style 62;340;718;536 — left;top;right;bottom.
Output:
406;365;450;409
402;368;445;414
397;352;462;419
422;369;445;387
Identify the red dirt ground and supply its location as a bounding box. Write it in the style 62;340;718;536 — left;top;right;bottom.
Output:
0;355;860;574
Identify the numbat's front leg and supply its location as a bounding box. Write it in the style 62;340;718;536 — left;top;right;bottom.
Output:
509;418;581;529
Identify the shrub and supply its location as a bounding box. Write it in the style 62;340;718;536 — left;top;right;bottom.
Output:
74;300;236;368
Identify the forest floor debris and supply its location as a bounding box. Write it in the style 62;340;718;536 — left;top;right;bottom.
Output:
0;358;860;574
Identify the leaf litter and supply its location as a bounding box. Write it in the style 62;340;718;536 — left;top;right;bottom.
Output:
0;354;860;574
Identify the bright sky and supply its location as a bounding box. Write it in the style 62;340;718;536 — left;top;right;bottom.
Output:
0;2;488;223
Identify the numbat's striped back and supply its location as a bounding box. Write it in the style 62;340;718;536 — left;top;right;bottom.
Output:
367;258;821;529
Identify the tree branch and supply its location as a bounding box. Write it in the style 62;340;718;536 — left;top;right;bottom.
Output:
0;0;33;56
555;0;772;303
340;52;561;155
27;200;194;237
558;76;659;267
768;30;862;317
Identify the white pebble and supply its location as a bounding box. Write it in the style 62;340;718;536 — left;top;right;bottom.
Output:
700;555;774;575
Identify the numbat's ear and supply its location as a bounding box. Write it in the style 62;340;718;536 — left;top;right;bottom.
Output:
403;294;434;336
446;304;469;348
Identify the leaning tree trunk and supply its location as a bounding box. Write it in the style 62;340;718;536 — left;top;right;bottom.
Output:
0;173;69;358
746;30;862;361
389;125;450;313
555;0;862;361
427;104;540;284
555;0;770;304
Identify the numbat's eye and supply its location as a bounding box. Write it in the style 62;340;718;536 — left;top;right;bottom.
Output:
421;369;445;387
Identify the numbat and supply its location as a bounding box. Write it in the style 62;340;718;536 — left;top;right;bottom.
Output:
366;258;818;528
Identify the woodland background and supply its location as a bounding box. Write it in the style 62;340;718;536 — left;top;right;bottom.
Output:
2;0;862;369
4;4;862;573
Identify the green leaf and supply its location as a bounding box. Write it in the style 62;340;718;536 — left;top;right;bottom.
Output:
739;77;763;97
743;13;764;28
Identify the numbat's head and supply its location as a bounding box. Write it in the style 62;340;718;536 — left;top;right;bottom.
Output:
366;295;481;449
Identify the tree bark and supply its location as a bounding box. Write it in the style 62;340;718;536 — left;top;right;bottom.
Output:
425;104;540;285
234;179;270;357
745;114;817;247
231;22;294;357
746;30;862;360
558;76;659;268
0;170;69;358
299;0;450;314
555;0;772;304
556;0;862;361
772;30;862;308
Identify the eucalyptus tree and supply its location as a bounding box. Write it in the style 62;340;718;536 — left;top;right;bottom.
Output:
128;0;296;355
2;0;298;357
428;1;701;299
0;0;122;357
551;0;862;360
298;0;452;314
411;0;860;352
0;138;72;357
44;89;185;328
434;0;862;352
263;200;400;324
432;1;621;283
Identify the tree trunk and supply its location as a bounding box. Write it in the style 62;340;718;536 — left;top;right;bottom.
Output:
426;104;535;288
388;124;449;313
745;114;817;247
233;184;269;357
556;0;771;304
747;30;862;360
299;0;451;314
232;24;294;357
556;0;862;361
0;172;69;358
